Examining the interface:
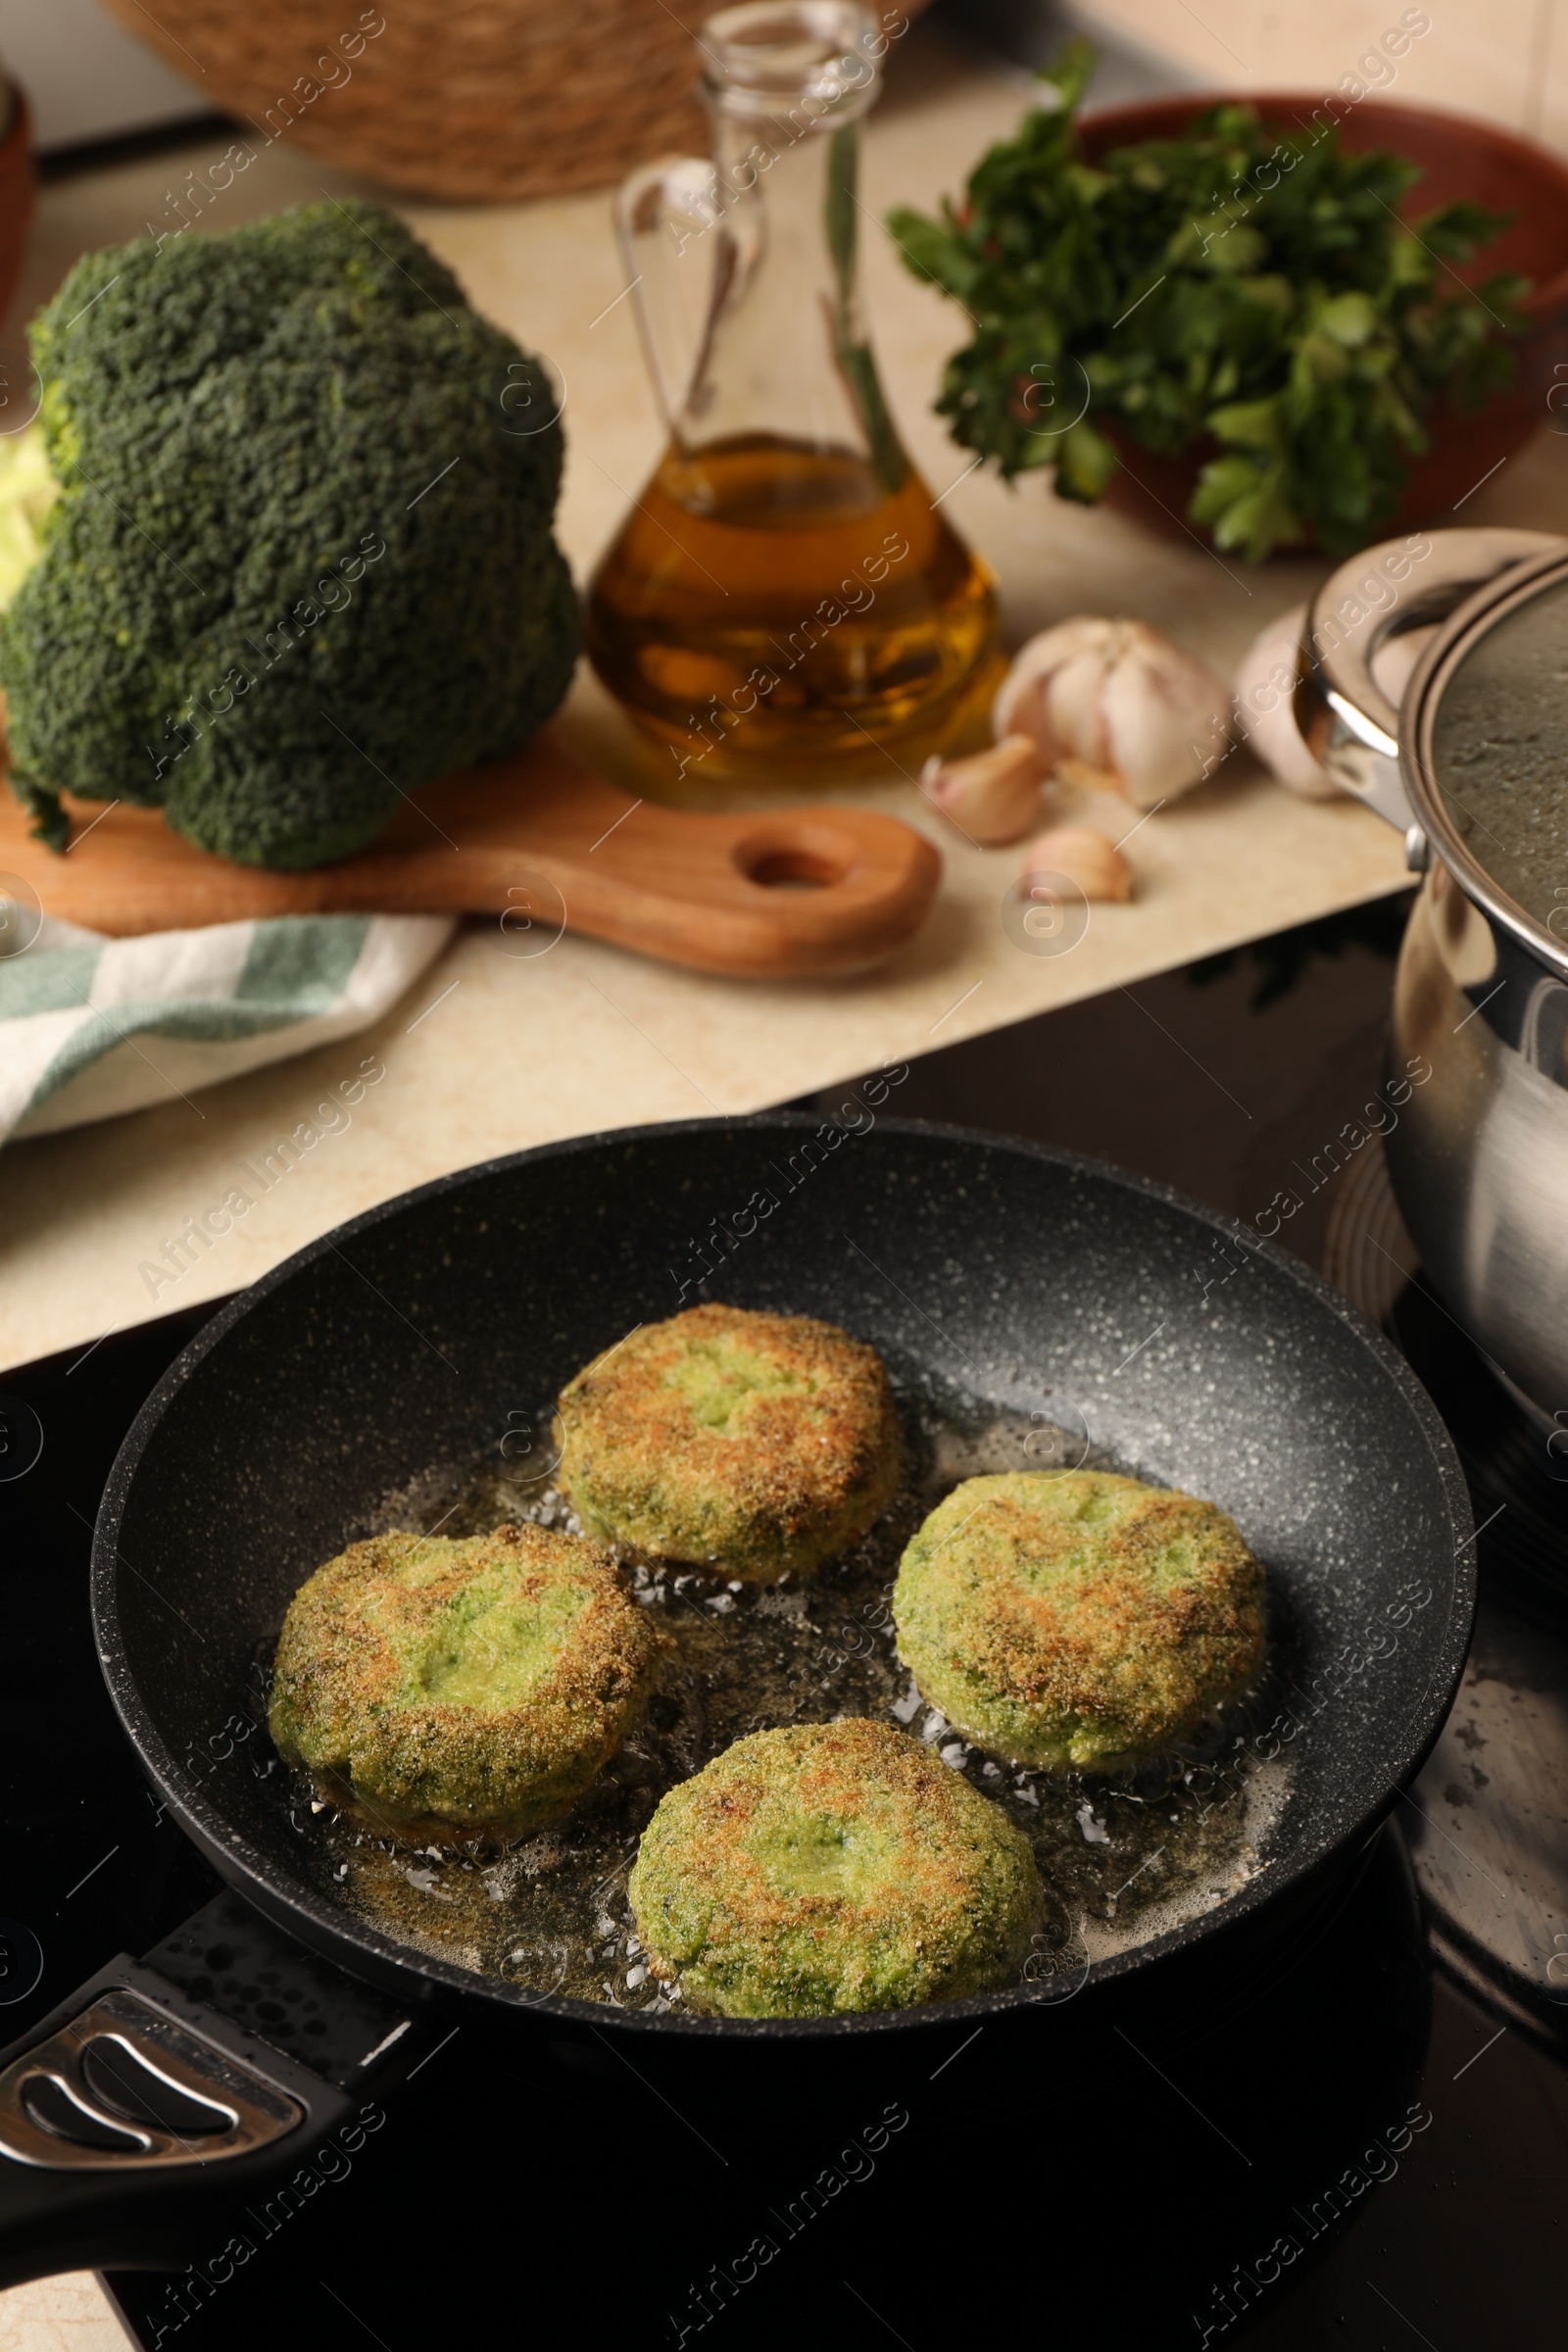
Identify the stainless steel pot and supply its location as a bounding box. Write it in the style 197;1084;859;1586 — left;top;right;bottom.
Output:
1294;526;1568;1425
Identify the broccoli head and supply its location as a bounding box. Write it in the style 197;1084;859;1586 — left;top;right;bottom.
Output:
0;198;580;867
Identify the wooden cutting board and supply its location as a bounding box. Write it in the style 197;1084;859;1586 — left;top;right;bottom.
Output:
0;724;941;978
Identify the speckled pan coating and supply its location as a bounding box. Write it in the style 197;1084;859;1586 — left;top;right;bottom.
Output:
628;1718;1042;2016
556;1302;900;1580
895;1470;1267;1770
269;1524;665;1841
92;1115;1475;2037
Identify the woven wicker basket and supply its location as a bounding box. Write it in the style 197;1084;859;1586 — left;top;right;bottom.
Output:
102;0;719;203
105;3;930;203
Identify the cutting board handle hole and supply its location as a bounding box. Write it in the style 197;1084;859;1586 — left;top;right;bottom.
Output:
734;832;850;892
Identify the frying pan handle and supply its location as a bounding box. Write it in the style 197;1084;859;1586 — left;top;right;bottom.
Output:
0;1891;428;2289
1294;528;1564;835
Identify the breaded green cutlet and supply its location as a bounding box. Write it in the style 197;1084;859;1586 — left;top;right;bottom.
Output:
268;1523;665;1843
894;1471;1266;1772
628;1718;1042;2017
555;1303;900;1583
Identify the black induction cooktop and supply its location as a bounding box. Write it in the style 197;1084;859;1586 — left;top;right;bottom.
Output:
3;1298;1566;2351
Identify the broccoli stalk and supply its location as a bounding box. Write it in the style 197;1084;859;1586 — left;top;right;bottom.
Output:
0;426;59;613
0;199;580;867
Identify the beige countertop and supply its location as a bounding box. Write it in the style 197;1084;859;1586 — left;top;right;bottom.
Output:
5;26;1541;1373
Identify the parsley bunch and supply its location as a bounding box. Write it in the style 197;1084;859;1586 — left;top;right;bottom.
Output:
888;41;1526;558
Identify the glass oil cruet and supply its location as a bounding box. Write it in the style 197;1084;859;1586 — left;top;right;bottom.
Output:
585;1;999;786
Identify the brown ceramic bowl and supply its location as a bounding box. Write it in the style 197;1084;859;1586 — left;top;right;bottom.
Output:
1074;94;1568;549
0;82;35;326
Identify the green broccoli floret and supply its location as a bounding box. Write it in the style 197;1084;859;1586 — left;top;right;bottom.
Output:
0;198;580;866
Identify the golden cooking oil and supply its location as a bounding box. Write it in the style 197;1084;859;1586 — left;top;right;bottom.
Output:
585;433;999;785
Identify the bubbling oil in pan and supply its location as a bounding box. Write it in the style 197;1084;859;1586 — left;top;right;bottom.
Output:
262;1393;1296;2014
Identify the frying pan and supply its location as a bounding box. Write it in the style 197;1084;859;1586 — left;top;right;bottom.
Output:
0;1116;1474;2279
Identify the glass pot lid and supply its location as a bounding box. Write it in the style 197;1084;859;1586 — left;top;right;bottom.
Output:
1413;549;1568;955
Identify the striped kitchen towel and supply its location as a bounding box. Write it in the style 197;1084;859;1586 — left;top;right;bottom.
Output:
0;908;456;1144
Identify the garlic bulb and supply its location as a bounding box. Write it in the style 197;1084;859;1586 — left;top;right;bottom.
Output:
1018;824;1133;903
993;617;1230;809
1233;603;1339;800
920;734;1044;844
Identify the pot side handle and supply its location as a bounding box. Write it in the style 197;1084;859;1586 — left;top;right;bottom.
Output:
1297;529;1566;838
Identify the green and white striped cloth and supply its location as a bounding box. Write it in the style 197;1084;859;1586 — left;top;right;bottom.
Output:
0;910;456;1144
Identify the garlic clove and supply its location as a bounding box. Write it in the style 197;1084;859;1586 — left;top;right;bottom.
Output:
1018;824;1133;903
993;615;1230;809
1099;624;1229;809
1046;643;1119;773
921;733;1045;845
1233;603;1340;799
992;617;1115;738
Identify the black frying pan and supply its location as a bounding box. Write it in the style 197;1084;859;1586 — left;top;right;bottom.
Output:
0;1117;1474;2276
